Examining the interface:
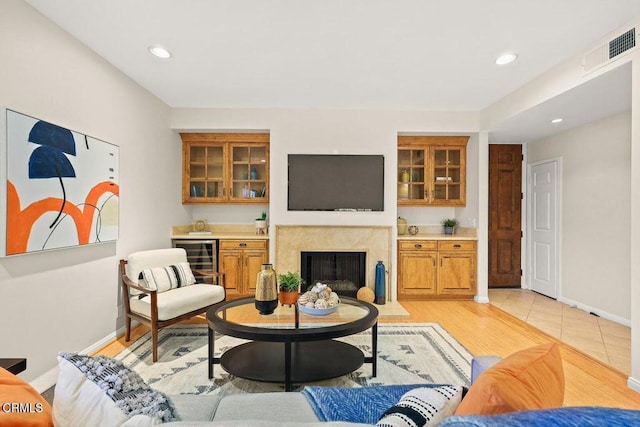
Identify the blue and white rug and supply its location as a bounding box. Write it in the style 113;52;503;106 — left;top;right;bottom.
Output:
113;323;472;398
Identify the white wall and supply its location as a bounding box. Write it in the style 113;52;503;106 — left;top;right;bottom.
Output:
527;112;631;322
0;0;188;383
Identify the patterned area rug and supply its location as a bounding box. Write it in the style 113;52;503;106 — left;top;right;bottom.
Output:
113;323;473;398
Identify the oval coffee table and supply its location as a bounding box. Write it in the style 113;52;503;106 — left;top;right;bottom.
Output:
206;296;378;391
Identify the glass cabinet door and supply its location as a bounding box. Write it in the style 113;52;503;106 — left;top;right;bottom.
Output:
230;144;268;201
431;147;463;204
187;144;225;202
398;148;426;203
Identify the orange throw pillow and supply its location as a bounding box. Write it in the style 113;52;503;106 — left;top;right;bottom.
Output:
0;367;53;427
455;342;564;415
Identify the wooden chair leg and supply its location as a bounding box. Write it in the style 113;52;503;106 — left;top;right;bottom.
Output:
152;323;159;362
125;316;131;342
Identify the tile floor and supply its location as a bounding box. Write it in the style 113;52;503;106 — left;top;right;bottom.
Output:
489;288;631;375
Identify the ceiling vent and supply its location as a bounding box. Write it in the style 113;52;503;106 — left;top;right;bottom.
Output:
583;27;637;74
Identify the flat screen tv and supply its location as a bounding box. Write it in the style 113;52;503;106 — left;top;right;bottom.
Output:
288;154;384;211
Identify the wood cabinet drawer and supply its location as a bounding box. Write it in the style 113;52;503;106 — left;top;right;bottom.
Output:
437;240;477;251
219;239;267;250
398;241;437;251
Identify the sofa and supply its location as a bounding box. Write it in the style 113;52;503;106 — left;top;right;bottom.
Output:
3;343;640;426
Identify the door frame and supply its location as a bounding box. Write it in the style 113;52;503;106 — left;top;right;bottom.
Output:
525;157;562;297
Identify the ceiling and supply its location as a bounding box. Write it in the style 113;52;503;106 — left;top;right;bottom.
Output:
490;62;632;143
23;0;640;141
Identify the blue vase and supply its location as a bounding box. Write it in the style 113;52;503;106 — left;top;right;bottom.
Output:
375;261;386;305
250;167;258;180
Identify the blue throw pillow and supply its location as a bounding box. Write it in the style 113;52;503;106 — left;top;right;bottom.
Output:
439;406;640;427
303;384;458;425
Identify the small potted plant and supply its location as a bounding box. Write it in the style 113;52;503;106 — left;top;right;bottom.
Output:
442;218;458;235
278;271;302;306
255;211;267;235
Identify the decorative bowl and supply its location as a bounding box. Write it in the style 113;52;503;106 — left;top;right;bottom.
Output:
298;304;338;316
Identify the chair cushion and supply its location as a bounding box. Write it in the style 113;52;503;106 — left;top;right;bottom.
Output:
169;394;222;422
140;262;196;293
129;284;225;321
214;393;319;422
454;342;564;416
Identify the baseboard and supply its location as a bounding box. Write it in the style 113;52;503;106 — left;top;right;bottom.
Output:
474;295;490;304
29;322;134;393
627;376;640;394
557;296;630;327
29;366;59;394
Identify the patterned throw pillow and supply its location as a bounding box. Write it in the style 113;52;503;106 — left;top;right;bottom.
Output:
139;262;196;293
377;386;463;427
53;353;180;426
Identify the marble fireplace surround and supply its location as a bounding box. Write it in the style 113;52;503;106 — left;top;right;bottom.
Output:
275;225;393;299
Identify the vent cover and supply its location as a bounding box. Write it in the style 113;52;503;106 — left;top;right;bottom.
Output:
610;28;636;59
583;27;637;73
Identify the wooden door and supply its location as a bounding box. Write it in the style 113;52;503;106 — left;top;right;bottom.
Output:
398;251;438;298
438;252;475;293
219;250;242;298
488;144;522;287
244;250;268;295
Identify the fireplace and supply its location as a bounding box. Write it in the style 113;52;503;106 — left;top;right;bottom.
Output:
300;251;366;298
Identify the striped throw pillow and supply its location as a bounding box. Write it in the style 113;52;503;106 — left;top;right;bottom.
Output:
377;386;463;427
140;262;196;293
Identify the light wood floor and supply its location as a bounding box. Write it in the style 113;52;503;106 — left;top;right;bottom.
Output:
96;299;640;409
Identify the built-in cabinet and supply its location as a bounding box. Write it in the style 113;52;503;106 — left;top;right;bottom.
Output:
397;136;468;206
397;239;476;300
218;239;268;299
181;133;269;204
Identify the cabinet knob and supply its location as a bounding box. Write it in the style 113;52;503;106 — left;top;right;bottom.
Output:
453;244;461;248
239;242;247;247
415;244;422;249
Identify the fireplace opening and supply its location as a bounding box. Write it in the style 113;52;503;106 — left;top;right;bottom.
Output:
300;251;366;298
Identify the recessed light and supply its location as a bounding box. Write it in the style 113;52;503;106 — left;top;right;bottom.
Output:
148;45;172;59
495;53;518;65
551;118;564;124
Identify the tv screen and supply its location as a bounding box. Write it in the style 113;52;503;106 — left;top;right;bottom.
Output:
288;154;384;211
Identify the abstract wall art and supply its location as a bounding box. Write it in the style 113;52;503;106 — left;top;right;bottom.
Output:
1;109;119;256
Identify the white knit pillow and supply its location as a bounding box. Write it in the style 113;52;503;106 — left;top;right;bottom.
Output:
377;386;463;427
53;353;179;426
140;262;196;293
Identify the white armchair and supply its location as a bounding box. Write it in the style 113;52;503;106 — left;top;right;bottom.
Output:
119;248;225;362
